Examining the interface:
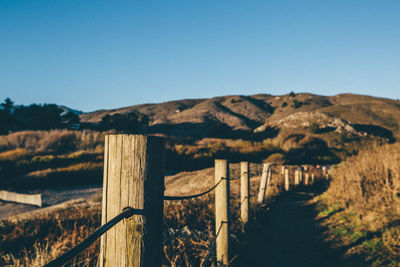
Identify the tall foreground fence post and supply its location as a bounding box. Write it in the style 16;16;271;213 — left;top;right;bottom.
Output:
215;159;230;265
100;134;165;267
240;161;250;224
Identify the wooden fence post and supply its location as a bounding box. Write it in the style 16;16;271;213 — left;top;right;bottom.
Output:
215;159;230;265
294;170;300;186
304;173;309;186
257;163;270;203
265;165;273;199
284;168;290;191
299;168;303;184
240;161;250;224
99;134;165;267
322;166;328;179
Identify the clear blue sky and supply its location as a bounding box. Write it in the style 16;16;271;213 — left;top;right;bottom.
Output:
1;0;399;112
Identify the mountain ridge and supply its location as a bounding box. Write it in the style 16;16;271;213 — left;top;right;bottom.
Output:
80;92;400;141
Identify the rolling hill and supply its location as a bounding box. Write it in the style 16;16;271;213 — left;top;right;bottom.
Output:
80;93;400;141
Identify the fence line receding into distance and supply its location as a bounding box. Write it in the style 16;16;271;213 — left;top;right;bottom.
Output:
43;134;329;267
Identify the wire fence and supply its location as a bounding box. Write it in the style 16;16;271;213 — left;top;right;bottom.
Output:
43;175;241;266
202;223;224;267
43;207;144;267
42;164;324;267
164;177;224;200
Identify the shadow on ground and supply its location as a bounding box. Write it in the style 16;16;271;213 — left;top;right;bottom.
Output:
235;185;365;267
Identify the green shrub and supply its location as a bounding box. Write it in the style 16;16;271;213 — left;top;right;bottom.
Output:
309;123;320;133
292;99;303;109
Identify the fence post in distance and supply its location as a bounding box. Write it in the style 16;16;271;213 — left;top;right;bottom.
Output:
284;168;290;191
240;161;250;224
294;170;300;186
304;172;309;186
257;163;270;204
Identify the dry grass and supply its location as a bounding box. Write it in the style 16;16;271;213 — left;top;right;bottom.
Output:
326;143;400;229
0;164;275;266
0;195;266;266
0;205;101;266
0;148;32;161
0;130;106;154
320;143;400;265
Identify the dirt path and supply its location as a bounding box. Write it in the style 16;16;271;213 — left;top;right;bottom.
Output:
238;188;363;267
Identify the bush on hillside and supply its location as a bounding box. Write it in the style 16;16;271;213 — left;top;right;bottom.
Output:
100;112;149;133
292;99;303;109
309;122;320;134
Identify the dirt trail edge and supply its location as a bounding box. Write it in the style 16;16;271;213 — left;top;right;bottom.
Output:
238;189;364;267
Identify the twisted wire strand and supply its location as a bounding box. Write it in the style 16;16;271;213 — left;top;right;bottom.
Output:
43;207;143;267
164;177;225;200
202;222;224;267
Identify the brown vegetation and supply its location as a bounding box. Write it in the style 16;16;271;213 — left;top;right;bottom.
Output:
320;143;400;265
0;182;266;266
0;205;101;266
0;130;105;153
326;143;400;229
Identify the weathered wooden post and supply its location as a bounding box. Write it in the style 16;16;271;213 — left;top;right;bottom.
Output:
265;165;273;199
294;170;300;186
100;134;165;267
304;172;309;185
257;163;270;203
240;161;250;224
215;159;230;265
322;166;328;179
299;168;303;184
284;168;290;191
